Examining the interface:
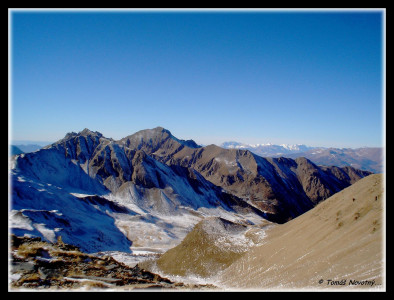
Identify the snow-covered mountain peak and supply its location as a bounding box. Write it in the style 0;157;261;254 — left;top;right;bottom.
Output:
220;141;315;156
279;144;311;151
220;141;246;149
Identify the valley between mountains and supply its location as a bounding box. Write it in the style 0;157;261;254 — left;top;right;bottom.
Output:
9;127;383;290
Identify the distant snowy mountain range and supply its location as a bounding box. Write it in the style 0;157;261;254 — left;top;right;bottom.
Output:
220;141;314;156
220;142;383;173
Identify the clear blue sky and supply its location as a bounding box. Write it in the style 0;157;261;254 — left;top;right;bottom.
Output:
10;9;384;148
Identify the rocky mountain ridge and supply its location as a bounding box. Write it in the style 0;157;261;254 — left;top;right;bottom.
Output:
10;127;371;254
119;127;371;222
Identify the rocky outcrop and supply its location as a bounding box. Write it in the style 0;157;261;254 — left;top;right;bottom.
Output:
9;235;216;290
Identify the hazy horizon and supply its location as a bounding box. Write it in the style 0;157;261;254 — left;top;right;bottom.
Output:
9;125;385;149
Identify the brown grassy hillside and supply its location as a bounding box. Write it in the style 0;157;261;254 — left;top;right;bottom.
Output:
217;174;384;290
140;217;272;278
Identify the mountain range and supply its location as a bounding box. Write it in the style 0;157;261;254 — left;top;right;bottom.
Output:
220;141;383;174
220;141;314;155
10;127;372;255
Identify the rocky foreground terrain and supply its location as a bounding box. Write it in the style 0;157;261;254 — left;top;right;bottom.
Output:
9;234;216;290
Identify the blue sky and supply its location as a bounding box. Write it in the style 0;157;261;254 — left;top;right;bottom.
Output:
10;9;384;148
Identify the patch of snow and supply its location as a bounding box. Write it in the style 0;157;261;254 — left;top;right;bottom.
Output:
35;257;56;263
10;210;34;231
214;157;237;168
62;277;115;288
94;249;162;267
80;160;89;174
70;192;97;198
49;210;62;216
33;223;56;243
9;273;22;282
17;176;26;182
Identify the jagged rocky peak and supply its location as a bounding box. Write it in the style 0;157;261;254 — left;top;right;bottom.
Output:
60;128;104;144
46;128;110;166
120;126;200;153
64;131;77;139
79;128;103;138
